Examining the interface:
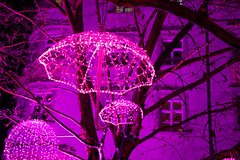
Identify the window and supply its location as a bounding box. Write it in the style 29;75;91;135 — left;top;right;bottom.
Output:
232;49;239;57
56;0;63;6
170;0;183;5
40;0;63;7
108;6;133;13
230;66;240;87
31;91;54;122
233;96;240;131
163;40;183;65
159;100;183;131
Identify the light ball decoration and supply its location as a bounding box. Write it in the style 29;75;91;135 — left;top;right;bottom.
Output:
38;31;155;95
4;119;58;160
99;99;143;125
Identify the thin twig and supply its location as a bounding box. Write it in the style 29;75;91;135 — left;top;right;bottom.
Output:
140;103;236;144
1;67;100;148
0;3;55;42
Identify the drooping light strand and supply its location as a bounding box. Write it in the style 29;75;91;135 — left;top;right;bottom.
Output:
4;119;59;160
38;31;155;95
99;99;143;125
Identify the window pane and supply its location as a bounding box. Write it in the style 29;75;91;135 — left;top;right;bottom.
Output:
161;102;170;110
161;113;170;122
173;102;182;110
161;122;170;127
233;49;240;57
173;51;182;58
173;113;182;122
116;6;124;12
124;7;133;12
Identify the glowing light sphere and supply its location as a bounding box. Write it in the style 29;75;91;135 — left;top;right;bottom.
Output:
99;99;143;125
38;31;155;95
4;119;58;160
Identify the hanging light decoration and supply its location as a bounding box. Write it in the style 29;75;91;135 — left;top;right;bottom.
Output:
38;31;155;95
99;99;143;125
4;119;58;160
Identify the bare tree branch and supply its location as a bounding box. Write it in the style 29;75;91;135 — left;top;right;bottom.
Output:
0;67;100;148
47;0;66;15
62;0;76;32
108;0;240;50
96;0;103;31
0;111;86;160
138;9;158;48
140;103;236;144
144;55;240;115
202;142;240;160
154;22;194;71
0;2;55;42
145;10;167;58
132;6;141;41
157;47;233;78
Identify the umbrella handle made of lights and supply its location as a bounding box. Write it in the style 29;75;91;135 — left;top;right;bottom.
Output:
95;45;107;130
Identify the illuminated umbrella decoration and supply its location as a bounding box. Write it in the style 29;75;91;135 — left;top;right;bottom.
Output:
99;99;143;125
38;31;155;95
4;119;58;160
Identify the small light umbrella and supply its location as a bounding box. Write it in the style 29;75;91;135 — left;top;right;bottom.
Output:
99;99;143;126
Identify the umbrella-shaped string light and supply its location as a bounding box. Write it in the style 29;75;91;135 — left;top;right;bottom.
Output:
38;31;155;131
99;99;143;126
38;31;155;95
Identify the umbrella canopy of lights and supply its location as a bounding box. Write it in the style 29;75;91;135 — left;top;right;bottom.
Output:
4;119;58;160
38;31;155;95
99;99;143;125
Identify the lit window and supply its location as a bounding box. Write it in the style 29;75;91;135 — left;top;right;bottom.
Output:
116;6;133;13
171;0;183;5
56;0;62;6
160;100;183;131
163;40;183;65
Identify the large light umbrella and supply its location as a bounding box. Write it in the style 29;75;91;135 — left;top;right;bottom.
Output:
38;31;155;95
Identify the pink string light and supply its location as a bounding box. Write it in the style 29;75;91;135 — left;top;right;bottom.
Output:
99;99;143;125
38;31;155;95
4;119;58;160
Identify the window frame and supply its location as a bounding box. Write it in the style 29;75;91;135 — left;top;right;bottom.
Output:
163;40;183;66
230;66;240;87
159;100;184;131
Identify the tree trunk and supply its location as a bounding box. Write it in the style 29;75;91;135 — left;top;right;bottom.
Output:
63;0;100;159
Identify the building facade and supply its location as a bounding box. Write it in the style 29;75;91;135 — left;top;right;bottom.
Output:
12;0;240;159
